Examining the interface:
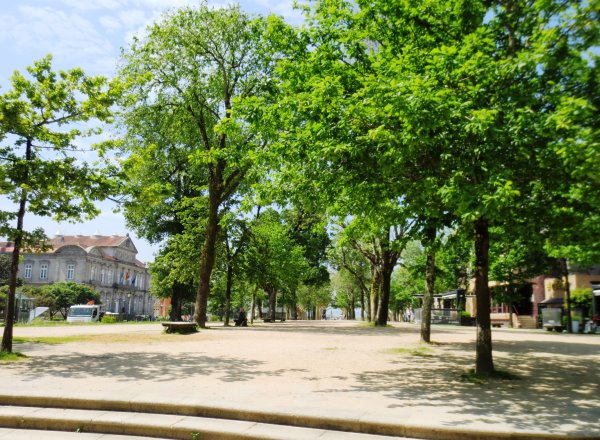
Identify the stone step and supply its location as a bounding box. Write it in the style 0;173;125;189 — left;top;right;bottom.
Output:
0;406;413;440
0;427;172;440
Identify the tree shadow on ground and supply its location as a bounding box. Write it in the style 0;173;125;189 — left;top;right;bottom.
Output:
7;349;307;384
319;337;599;434
226;321;467;338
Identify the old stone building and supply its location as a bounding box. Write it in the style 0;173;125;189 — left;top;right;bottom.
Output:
0;234;156;318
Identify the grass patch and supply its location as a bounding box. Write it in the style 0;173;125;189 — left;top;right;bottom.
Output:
16;320;158;327
0;350;28;362
15;320;70;327
460;368;521;384
14;333;190;345
14;335;91;344
386;346;434;357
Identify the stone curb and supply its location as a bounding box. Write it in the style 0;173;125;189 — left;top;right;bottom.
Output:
0;395;598;440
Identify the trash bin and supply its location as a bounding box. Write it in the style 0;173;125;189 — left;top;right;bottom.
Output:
572;321;580;333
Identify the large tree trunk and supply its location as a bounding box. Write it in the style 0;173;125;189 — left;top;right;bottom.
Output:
360;289;365;321
194;181;221;328
268;287;276;321
1;211;25;353
291;290;298;320
2;140;32;353
474;217;494;375
370;268;380;322
250;285;259;325
421;226;437;343
420;248;436;343
169;283;183;321
376;251;396;326
257;298;263;319
223;261;234;326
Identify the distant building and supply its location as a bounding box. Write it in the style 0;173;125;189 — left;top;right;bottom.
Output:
0;234;156;318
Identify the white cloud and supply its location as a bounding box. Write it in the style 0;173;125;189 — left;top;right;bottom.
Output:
7;6;114;67
118;8;151;29
99;15;122;31
58;0;125;11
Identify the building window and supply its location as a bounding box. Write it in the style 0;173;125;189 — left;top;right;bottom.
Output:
40;264;48;279
24;264;32;279
91;266;96;281
108;269;113;284
66;264;75;280
101;268;106;284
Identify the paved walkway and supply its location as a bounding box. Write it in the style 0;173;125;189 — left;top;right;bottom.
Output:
2;321;599;439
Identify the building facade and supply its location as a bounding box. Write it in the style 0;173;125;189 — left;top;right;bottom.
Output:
0;234;156;318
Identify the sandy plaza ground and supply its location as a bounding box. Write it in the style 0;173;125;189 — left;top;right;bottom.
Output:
2;320;599;438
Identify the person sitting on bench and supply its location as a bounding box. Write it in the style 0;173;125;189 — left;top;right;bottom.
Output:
235;307;248;327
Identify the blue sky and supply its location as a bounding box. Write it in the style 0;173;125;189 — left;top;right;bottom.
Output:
0;0;301;262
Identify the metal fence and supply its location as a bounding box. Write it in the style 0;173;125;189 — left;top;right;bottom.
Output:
414;308;460;325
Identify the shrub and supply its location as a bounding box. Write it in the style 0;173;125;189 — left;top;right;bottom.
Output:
101;315;117;323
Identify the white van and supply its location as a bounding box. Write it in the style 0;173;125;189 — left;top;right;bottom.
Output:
67;305;101;323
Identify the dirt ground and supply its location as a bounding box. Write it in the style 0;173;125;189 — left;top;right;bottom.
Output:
3;320;599;437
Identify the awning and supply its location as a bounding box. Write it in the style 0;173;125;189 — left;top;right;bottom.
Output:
540;297;564;305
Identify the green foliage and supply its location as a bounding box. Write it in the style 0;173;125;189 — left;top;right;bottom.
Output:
0;255;11;286
39;282;101;319
570;288;593;317
296;283;332;312
282;208;330;287
101;314;117;324
331;269;361;317
118;4;280;326
252;0;598;372
244;209;309;298
489;225;557;286
0;55;119;230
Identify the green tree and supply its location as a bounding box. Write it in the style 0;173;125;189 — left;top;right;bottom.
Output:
331;269;360;319
282;207;330;319
28;286;58;320
119;5;276;328
429;1;597;371
0;254;15;286
117;51;209;321
570;288;593;319
296;283;332;319
244;209;308;321
41;282;101;319
0;56;118;352
263;0;597;375
148;229;201;321
328;236;371;320
220;215;253;326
